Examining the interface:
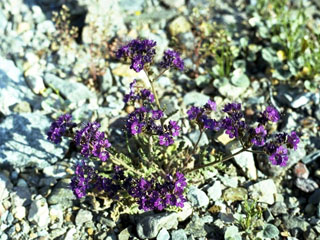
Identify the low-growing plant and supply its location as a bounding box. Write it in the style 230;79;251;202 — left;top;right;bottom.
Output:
47;39;300;215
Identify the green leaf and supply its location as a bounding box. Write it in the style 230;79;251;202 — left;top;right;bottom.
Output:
263;224;279;238
231;69;250;88
262;48;277;66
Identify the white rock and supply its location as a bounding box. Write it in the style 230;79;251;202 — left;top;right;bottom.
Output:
14;206;26;220
49;205;64;228
177;202;192;222
232;148;257;180
249;179;277;205
207;181;222;202
28;195;49;228
65;227;76;240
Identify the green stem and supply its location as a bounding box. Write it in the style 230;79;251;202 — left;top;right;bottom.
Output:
185;146;250;174
109;155;144;177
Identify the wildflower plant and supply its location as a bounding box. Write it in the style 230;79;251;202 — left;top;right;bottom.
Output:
47;38;300;214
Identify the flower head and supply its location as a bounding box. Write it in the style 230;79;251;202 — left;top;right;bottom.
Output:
287;131;300;150
47;114;75;144
159;49;184;71
116;39;157;72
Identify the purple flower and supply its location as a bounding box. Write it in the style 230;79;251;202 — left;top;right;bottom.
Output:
259;106;280;124
223;102;241;113
204;100;217;111
169;120;180;137
159;49;184;71
269;145;288;166
151;110;164;120
47;114;75;144
140;89;155;103
159;134;174;146
116;39;157;72
130;121;144;135
187;106;202;120
74;122;111;161
251;125;267;146
70;161;96;198
287;131;300;150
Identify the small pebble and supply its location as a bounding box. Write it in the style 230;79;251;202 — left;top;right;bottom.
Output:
295;178;319;193
293;162;309;179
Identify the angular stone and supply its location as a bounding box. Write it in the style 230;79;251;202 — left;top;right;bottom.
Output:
136;212;178;239
223;187;247;202
249;179;277;205
44;73;96;105
156;228;170;240
75;209;93;226
207;181;222;202
169;16;191;36
232;148;257;180
171;229;187;240
293;162;309;179
187;186;209;208
0;113;67;169
295;178;318;193
0;57;34;114
28;195;49;228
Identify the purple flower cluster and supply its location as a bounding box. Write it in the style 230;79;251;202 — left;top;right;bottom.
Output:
258;106;280;124
221;103;246;138
187;100;220;131
70;161;96;198
116;39;157;72
263;131;300;166
116;39;184;72
74;122;111;162
159;49;184;71
187;102;300;167
70;164;187;211
126;106;180;146
128;172;187;211
123;79;155;104
47;114;75;144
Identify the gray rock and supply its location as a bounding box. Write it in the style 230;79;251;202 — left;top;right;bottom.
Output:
188;130;209;147
11;186;32;207
177;202;192;222
207;181;222;202
160;96;179;116
136;212;178;239
0;174;12;202
187;186;209;208
44;73;96;105
271;201;288;216
12;101;32;113
232;148;257;180
75;209;93;226
49;205;64;229
0;113;67;169
118;0;145;12
263;224;279;239
0;57;34;114
185;214;208;238
161;0;185;8
28;195;49;228
283;216;310;233
50;228;67;239
43;165;67;179
156;228;170;240
119;227;131;240
183;91;209;106
47;179;76;210
169;16;191;36
101;67;113;92
295;178;319;193
248;179;277;205
224;226;241;240
171;229;187;240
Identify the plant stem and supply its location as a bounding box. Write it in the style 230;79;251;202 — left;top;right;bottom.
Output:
110;155;144;177
183;129;204;168
185;146;250;174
